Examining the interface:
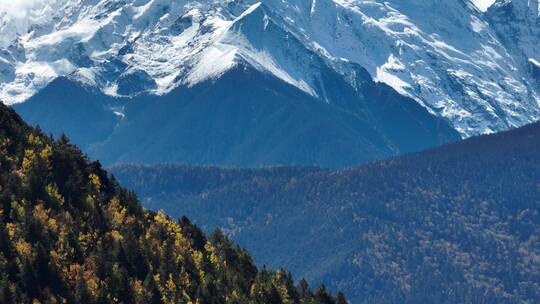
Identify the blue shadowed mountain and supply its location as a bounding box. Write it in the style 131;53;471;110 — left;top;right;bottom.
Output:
15;61;458;167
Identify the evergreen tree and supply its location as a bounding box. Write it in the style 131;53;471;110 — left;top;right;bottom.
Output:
0;103;347;304
336;292;347;304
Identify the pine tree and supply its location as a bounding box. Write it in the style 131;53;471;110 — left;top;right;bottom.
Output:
143;272;162;304
336;292;347;304
0;103;348;304
297;279;311;299
74;270;91;303
314;285;334;304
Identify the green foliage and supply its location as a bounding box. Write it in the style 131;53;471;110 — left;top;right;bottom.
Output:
0;104;346;304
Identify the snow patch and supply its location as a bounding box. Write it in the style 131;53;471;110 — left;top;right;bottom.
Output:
471;16;487;33
375;55;410;95
471;0;496;12
0;0;62;48
70;68;97;87
311;0;317;16
186;44;238;86
235;2;263;22
0;59;76;104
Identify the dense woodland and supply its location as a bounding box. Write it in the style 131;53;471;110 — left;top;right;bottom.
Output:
114;122;540;304
0;103;347;304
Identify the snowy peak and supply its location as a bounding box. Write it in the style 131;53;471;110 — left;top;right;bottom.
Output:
266;0;540;134
1;0;540;138
0;0;322;102
222;2;323;96
169;1;323;97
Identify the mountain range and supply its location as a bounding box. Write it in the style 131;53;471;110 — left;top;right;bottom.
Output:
2;0;539;167
1;1;540;303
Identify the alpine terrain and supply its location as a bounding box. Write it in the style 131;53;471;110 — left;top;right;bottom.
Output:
2;0;538;166
1;0;540;303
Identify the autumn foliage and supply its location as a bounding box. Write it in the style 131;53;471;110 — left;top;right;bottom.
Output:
0;104;346;304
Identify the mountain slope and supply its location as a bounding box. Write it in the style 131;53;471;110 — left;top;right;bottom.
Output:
1;0;539;168
15;63;458;167
1;0;539;135
486;0;540;85
0;103;347;303
113;121;540;303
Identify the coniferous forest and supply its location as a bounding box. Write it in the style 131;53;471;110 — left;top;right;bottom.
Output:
113;122;540;303
0;103;347;304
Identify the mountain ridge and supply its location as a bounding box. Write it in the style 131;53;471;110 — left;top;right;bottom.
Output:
0;99;348;304
1;0;539;136
1;0;539;167
112;119;540;303
15;59;459;167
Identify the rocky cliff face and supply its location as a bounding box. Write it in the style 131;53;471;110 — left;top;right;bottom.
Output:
486;0;540;82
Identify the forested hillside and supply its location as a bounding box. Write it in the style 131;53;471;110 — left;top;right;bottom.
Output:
113;122;540;303
0;103;346;304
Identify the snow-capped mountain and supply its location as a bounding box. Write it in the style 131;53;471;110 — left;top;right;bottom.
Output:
0;0;538;166
1;0;539;135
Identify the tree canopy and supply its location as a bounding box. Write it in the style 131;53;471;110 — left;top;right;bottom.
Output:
0;103;346;304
